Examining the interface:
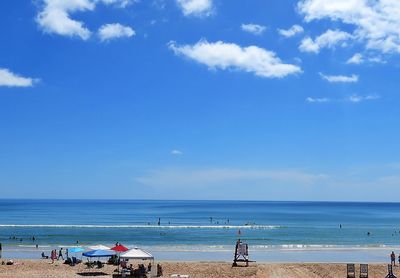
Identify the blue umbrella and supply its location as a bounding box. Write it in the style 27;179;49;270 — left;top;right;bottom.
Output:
83;249;115;257
69;247;85;253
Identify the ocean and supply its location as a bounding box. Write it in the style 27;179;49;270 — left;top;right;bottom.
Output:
0;199;399;262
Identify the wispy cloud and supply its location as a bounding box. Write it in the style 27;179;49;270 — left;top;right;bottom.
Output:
176;0;214;17
347;94;380;103
347;53;363;64
306;97;331;103
306;94;380;104
100;0;136;8
241;23;266;35
135;167;327;187
299;29;353;53
0;68;39;87
98;23;135;42
319;73;359;83
298;0;400;54
347;53;386;65
168;39;302;78
278;24;304;38
171;149;183;155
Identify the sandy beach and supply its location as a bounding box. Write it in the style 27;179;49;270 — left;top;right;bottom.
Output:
0;259;398;278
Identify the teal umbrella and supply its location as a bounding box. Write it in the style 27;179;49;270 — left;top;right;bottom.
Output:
69;247;85;253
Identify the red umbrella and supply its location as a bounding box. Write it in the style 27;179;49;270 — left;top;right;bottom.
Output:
111;245;129;252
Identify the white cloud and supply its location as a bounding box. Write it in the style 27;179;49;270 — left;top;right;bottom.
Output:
0;68;38;87
306;94;380;104
241;23;266;35
347;94;380;103
299;29;353;53
100;0;135;8
306;97;331;103
36;0;95;40
168;40;302;78
36;0;135;40
278;24;304;38
135;167;327;187
171;149;183;155
346;53;386;64
319;72;358;83
176;0;213;17
347;53;363;64
298;0;400;54
368;56;386;64
98;23;135;41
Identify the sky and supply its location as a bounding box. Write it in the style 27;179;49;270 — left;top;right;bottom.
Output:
1;0;400;201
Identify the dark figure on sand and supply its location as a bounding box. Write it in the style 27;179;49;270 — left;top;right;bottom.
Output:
391;251;396;266
58;248;64;260
157;264;163;276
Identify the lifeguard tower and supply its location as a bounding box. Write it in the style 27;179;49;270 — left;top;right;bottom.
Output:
232;239;254;267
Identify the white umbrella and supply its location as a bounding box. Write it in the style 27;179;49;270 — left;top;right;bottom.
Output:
120;248;154;260
88;245;110;250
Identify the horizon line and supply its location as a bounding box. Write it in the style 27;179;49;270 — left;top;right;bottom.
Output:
0;198;399;204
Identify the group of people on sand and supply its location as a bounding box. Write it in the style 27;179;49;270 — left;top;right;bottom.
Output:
49;248;67;263
121;261;163;277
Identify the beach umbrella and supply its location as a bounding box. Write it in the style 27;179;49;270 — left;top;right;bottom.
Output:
111;245;129;252
88;245;110;250
120;248;154;260
82;249;115;257
111;245;129;273
69;247;85;253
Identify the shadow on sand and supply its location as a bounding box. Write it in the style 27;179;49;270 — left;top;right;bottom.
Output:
77;272;109;276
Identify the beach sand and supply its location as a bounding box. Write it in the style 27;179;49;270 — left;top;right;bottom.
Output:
0;259;398;277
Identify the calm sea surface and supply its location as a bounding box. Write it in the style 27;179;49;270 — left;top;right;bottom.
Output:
1;200;400;261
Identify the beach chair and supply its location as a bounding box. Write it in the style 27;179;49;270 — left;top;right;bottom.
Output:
386;264;397;278
359;264;368;278
347;264;355;278
171;275;190;278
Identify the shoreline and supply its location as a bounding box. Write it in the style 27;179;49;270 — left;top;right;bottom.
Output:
0;245;397;263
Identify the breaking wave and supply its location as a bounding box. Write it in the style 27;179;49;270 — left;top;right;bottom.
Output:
0;224;281;229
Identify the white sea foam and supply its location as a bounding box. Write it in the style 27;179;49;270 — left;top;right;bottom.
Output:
6;244;399;253
142;244;399;252
0;224;280;229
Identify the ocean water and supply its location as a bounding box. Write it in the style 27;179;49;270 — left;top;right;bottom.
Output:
1;199;400;262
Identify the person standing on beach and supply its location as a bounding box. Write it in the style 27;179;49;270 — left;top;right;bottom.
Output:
58;248;64;260
391;251;396;266
50;250;55;263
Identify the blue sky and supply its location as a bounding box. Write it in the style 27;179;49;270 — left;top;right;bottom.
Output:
1;0;400;201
